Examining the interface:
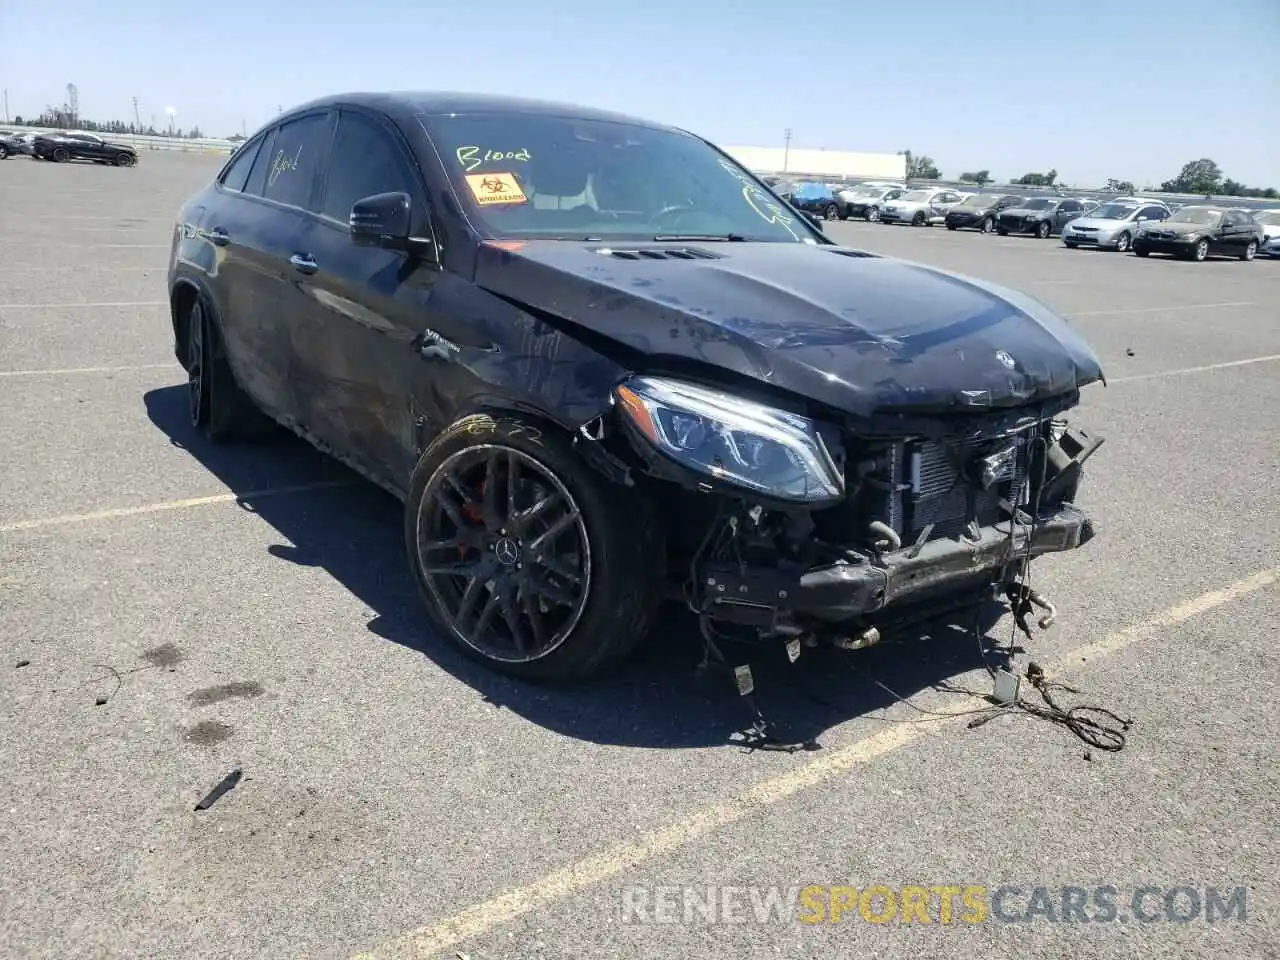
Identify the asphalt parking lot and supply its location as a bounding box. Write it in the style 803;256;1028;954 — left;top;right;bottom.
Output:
2;153;1278;960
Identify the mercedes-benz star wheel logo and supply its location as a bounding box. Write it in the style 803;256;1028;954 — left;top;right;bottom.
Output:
995;350;1017;369
494;537;520;566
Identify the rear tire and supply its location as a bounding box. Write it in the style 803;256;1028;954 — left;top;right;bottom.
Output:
185;299;272;442
0;145;8;160
1191;238;1210;262
981;217;995;234
1114;231;1131;253
1036;220;1051;239
823;203;838;221
911;211;926;227
52;146;69;162
1241;240;1257;261
866;206;880;222
405;415;664;683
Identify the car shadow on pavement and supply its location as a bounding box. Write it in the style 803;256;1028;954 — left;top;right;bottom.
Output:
146;385;1013;752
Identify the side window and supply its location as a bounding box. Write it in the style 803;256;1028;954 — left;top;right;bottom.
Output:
1061;200;1081;213
320;111;417;222
244;127;279;198
219;137;263;192
260;112;331;209
1139;206;1166;221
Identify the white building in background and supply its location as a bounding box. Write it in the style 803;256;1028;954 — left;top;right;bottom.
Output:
722;145;906;180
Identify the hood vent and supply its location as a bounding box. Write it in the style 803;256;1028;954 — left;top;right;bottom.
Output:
594;247;722;261
827;248;878;259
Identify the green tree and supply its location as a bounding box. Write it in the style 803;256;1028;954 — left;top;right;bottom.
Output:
898;149;941;180
1105;179;1135;193
1160;158;1223;194
1012;169;1058;186
960;169;991;185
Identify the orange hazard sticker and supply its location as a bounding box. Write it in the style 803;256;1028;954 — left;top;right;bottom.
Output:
465;172;527;206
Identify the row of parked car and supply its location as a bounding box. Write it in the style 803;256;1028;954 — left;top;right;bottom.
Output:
0;129;139;165
769;179;1280;262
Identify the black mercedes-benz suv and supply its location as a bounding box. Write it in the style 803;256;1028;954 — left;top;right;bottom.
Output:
167;92;1105;683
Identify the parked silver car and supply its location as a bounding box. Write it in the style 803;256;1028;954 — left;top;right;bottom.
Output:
1061;198;1172;253
836;182;908;221
1252;209;1280;258
879;188;969;226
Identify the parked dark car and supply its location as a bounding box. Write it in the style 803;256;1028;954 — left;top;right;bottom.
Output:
0;131;24;159
1132;205;1263;261
996;197;1091;238
31;131;137;165
167;91;1105;684
944;194;1024;233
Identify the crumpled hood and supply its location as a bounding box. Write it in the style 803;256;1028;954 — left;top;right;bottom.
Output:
474;240;1105;420
1141;221;1212;236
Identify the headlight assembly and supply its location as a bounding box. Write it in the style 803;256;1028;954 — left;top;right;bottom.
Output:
613;375;844;502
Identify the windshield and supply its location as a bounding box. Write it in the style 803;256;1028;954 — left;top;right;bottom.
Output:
898;190;934;202
1089;203;1140;220
1253;211;1280;225
956;194;994;209
424;113;822;242
1022;198;1056;210
1169;207;1222;226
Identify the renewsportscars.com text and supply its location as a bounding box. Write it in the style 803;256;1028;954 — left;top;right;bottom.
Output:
620;884;1248;925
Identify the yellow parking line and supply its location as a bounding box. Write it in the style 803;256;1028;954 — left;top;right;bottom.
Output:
1068;301;1254;317
0;481;357;534
0;363;173;378
350;566;1280;960
1109;354;1280;384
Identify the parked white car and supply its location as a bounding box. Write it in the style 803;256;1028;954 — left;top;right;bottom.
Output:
1061;198;1173;253
879;188;970;226
1252;209;1280;258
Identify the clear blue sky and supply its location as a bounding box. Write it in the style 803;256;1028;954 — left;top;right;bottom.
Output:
2;0;1277;187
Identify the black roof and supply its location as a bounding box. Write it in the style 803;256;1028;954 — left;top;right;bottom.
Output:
280;91;676;132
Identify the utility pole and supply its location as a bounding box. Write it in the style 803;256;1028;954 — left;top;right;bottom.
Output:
783;127;792;173
2;89;8;124
132;96;140;131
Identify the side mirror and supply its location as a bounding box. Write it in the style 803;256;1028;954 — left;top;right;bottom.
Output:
350;191;437;260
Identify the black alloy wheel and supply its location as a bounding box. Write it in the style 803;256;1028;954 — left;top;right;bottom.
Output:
415;445;593;666
187;301;207;428
51;146;70;162
114;152;134;167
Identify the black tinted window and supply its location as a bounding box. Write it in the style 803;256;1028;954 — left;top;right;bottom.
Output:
244;127;278;197
321;111;414;222
1139;206;1166;220
1061;201;1081;212
260;113;330;209
220;138;262;192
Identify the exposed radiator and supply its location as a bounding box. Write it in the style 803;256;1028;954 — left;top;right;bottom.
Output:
898;433;1030;541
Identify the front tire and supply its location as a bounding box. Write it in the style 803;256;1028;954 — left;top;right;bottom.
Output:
1133;246;1150;257
1036;220;1051;239
1114;231;1132;253
51;146;69;162
405;415;664;683
981;217;995;234
1241;239;1257;261
866;206;880;222
0;145;8;160
911;211;926;227
1191;238;1210;262
823;203;838;221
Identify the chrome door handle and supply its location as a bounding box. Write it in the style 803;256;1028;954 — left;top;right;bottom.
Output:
290;254;318;275
208;227;230;247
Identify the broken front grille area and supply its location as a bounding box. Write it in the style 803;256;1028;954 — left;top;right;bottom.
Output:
848;422;1043;548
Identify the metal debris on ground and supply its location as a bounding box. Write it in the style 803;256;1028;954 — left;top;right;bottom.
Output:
15;659;30;668
194;768;243;811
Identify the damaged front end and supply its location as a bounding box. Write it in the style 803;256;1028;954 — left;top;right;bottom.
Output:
590;375;1103;649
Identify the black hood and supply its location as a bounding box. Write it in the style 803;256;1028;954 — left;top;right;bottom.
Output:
1145;221;1214;236
474;240;1104;420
